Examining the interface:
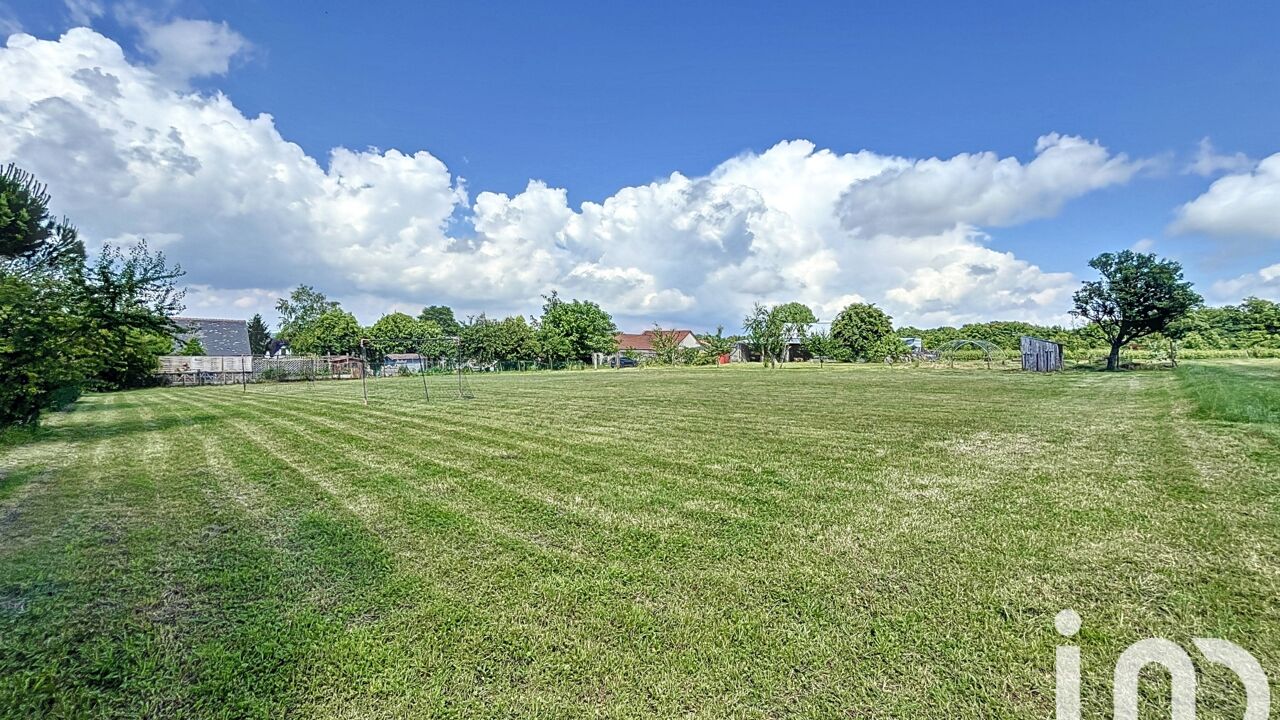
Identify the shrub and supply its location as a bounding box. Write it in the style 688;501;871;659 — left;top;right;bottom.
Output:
48;383;82;412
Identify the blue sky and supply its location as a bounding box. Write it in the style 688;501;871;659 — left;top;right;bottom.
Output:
2;1;1278;329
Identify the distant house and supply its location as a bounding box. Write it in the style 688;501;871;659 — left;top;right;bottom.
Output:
172;317;251;356
383;353;429;373
614;329;702;357
159;317;253;383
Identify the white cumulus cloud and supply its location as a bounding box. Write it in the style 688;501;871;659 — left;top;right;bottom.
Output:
63;0;104;27
1184;137;1253;177
1210;263;1280;301
0;27;1151;329
837;133;1146;237
1172;153;1280;240
135;17;249;85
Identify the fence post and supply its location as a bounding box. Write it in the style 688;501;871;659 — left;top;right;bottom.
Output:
420;353;429;401
359;344;369;406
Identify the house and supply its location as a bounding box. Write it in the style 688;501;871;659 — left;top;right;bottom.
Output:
383;353;429;373
614;329;702;357
159;317;252;385
172;317;251;356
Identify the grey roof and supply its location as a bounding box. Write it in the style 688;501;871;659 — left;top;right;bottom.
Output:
172;317;252;356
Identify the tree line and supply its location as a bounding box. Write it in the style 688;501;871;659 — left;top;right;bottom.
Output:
5;161;1278;427
260;287;621;365
740;252;1277;371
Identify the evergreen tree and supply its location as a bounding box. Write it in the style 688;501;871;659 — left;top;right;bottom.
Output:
247;313;270;355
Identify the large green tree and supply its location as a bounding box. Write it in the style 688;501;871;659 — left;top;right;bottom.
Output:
742;302;785;367
275;285;338;343
292;309;363;356
75;242;184;390
247;313;270;355
0;164;83;273
0;165;89;424
830;303;894;361
1;166;183;424
0;274;91;424
462;314;537;363
771;302;817;362
493;315;537;361
368;312;424;354
419;305;461;336
535;291;617;362
1071;251;1202;370
1237;297;1280;347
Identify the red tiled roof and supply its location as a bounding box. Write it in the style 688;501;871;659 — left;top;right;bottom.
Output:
615;330;696;352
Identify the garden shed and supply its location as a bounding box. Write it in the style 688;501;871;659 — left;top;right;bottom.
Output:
1020;336;1064;372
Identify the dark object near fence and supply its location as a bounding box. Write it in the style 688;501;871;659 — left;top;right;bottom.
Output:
1021;336;1063;372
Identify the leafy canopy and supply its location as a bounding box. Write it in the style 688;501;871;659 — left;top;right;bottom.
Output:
275;285;339;342
535;291;617;361
830;303;894;360
742;302;785;366
368;312;426;354
179;337;206;356
419;305;461;336
772;302;817;338
461;314;537;363
0;163;84;274
291;309;362;356
1;166;184;424
1071;250;1201;368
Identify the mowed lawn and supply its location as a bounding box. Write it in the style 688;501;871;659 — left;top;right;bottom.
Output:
1;362;1278;718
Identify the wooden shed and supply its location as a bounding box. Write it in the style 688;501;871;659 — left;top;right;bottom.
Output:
1020;336;1063;372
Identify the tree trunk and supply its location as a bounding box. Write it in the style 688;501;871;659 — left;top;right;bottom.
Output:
1107;343;1122;371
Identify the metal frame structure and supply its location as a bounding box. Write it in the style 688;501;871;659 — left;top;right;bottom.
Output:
359;335;473;404
935;339;1006;369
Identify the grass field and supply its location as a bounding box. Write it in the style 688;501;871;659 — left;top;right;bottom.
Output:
2;362;1278;718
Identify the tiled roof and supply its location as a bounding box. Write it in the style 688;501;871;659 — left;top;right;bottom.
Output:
615;329;696;352
172;317;252;356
